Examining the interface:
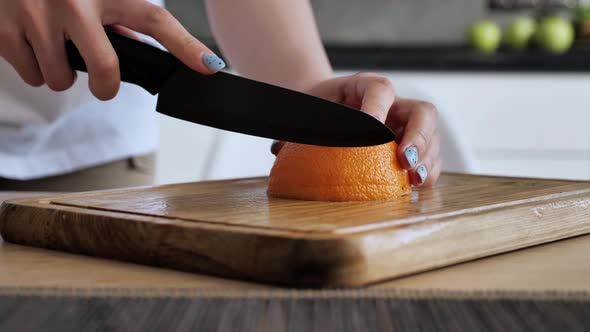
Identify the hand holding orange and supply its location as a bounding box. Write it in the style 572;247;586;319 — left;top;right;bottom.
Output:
267;73;442;201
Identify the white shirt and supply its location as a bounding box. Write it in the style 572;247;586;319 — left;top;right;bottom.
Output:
0;0;164;180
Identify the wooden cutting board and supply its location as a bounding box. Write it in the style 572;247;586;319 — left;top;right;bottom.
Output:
1;173;590;288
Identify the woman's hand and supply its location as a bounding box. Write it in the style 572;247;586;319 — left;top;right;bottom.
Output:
272;73;441;187
0;0;225;100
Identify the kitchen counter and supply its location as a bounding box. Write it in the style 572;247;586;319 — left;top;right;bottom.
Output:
327;44;590;71
1;191;590;330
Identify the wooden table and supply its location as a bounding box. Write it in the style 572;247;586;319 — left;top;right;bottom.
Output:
1;191;589;331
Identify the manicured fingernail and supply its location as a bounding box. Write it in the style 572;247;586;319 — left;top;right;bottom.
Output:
404;147;418;167
202;54;226;71
417;165;428;184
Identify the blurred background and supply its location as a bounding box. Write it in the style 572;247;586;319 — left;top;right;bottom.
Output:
156;0;590;184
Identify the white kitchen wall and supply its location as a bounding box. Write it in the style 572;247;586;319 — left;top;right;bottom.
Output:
156;72;590;184
381;72;590;180
156;114;217;184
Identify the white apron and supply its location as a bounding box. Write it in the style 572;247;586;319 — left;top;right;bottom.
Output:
0;0;164;180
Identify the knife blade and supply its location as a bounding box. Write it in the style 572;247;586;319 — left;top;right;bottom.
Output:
65;30;395;147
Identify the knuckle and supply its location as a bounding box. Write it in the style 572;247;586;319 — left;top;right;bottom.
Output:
145;5;171;27
57;0;77;7
18;7;43;36
17;5;35;25
66;0;83;9
181;35;200;52
418;101;438;117
54;0;83;12
64;2;85;20
414;129;429;150
355;71;378;78
373;76;395;92
93;56;119;79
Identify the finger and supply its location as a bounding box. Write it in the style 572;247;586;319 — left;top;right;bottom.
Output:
386;97;422;128
425;131;441;166
386;98;413;141
106;25;141;41
342;73;396;123
117;2;225;74
0;33;44;87
67;19;120;100
409;134;440;186
410;160;441;187
424;159;442;187
394;101;438;169
360;78;396;123
25;20;76;91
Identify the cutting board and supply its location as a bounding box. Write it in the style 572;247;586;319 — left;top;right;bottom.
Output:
1;174;590;288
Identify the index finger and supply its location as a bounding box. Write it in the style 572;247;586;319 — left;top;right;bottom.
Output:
67;17;121;100
116;2;225;74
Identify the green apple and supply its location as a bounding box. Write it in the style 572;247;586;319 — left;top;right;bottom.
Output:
535;16;575;54
505;17;537;51
468;21;502;53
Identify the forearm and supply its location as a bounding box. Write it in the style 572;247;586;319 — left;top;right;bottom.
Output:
205;0;333;92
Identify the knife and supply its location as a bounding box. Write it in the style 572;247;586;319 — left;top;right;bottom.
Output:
65;30;395;147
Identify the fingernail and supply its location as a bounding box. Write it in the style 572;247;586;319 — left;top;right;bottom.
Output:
202;54;226;71
417;165;428;184
404;147;418;167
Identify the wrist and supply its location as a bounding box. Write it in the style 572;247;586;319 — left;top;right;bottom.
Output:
298;66;334;93
277;62;333;93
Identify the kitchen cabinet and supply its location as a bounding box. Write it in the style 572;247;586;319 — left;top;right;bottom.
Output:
156;71;590;184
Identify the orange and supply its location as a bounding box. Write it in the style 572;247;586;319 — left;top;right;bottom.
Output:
268;142;411;201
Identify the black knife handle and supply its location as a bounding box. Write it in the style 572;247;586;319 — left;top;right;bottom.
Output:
65;30;180;95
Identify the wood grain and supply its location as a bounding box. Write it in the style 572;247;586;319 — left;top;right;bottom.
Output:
0;192;55;203
48;174;590;234
2;233;590;292
1;174;590;288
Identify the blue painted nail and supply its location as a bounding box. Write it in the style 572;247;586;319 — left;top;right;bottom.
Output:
404;147;418;167
417;165;428;184
202;54;226;71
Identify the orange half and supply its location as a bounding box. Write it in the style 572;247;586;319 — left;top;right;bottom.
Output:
268;142;411;201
